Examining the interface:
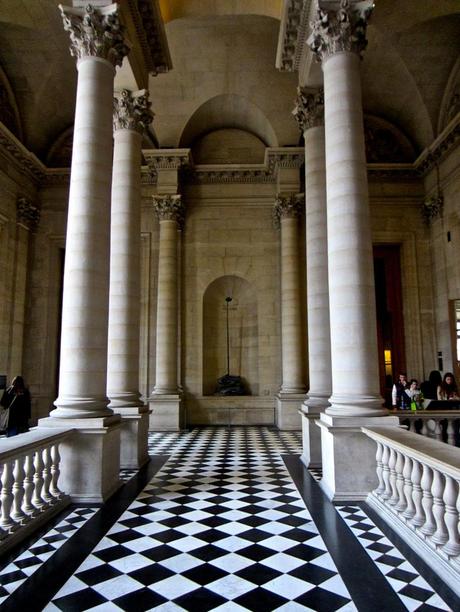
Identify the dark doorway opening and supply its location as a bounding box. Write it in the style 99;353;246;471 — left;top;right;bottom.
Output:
373;245;405;406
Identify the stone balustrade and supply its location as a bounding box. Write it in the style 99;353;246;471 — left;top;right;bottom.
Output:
0;428;72;554
394;410;460;446
363;426;460;596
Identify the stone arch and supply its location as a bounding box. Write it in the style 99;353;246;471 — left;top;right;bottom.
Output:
0;64;22;139
438;56;460;134
159;0;281;23
179;94;279;153
202;275;259;396
46;126;74;168
363;114;417;163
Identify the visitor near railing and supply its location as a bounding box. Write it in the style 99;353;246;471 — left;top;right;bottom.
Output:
0;428;72;554
363;426;460;596
394;409;460;446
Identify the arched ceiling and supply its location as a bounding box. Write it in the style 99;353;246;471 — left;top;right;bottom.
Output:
159;0;282;23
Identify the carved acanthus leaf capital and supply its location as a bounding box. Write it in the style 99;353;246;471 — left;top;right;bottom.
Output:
113;89;154;133
421;194;443;224
273;193;304;229
59;3;130;67
308;0;373;62
292;87;324;132
16;196;40;231
153;194;185;228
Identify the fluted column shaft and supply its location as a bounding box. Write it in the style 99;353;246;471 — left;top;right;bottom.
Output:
52;3;129;418
107;90;153;409
279;206;305;393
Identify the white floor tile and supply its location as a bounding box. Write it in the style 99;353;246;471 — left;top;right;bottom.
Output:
207;574;256;599
158;552;203;573
263;573;314;599
149;575;199;599
209;553;254;573
92;574;143;600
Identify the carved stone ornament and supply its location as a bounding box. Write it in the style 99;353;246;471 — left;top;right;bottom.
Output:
153;194;185;228
59;3;130;67
16;196;40;231
292;87;324;132
421;194;443;224
273;193;304;229
307;0;374;62
113;89;154;133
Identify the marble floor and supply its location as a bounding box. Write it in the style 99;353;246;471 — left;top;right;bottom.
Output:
0;427;458;611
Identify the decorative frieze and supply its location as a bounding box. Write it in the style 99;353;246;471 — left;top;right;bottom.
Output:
59;3;129;67
273;193;304;229
308;0;374;62
153;194;185;228
16;196;40;231
276;0;312;72
292;87;324;133
113;89;154;134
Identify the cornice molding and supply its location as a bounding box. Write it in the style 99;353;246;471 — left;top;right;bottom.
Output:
276;0;312;72
0;123;45;183
415;114;460;176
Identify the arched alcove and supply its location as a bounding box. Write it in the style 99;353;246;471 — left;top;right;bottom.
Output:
203;276;259;396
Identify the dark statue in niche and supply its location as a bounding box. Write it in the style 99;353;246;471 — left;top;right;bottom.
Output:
363;116;416;163
215;297;249;396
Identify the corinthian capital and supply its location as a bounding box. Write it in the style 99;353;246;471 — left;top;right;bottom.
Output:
308;0;373;62
113;89;154;134
273;193;303;229
16;196;40;231
292;87;324;133
153;195;185;228
59;3;130;67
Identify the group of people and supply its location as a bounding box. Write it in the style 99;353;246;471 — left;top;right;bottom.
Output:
0;376;31;437
392;370;460;410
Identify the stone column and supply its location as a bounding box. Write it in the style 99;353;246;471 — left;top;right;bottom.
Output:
307;0;398;500
8;197;40;379
149;194;185;430
274;194;306;430
293;88;330;467
107;89;153;468
39;3;129;502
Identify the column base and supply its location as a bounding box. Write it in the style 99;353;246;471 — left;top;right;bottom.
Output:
316;412;400;502
38;414;122;503
275;393;305;430
117;405;150;469
148;394;184;431
299;395;329;468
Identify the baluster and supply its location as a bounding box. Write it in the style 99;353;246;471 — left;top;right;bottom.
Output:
374;442;385;496
0;461;18;532
50;443;64;500
394;451;407;512
41;446;54;504
441;476;460;557
23;452;39;517
402;455;415;519
446;419;455;446
388;448;398;506
420;464;436;537
406;419;414;433
431;469;449;546
381;444;391;500
421;420;428;438
409;460;425;527
32;450;47;510
434;419;443;442
11;456;28;524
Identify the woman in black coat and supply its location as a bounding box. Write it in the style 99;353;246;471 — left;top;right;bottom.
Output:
0;376;31;437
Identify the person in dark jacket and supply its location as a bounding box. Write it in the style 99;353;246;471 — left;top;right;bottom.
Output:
0;376;31;437
420;370;442;400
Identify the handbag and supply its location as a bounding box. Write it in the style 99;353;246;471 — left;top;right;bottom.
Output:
0;406;9;431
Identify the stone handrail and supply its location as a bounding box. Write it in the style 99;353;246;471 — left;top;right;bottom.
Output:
0;427;73;554
393;410;460;446
362;426;460;596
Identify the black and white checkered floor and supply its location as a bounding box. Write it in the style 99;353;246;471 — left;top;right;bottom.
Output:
0;427;456;611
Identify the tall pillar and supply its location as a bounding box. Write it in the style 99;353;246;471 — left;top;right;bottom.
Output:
39;3;129;502
293;88;330;467
307;0;398;500
149;195;184;430
274;194;306;430
107;89;153;468
8;197;40;379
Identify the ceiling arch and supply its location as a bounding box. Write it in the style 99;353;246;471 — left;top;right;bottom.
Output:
179;94;279;149
159;0;282;23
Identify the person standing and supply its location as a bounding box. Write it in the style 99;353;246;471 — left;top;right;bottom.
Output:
437;372;460;400
0;376;31;437
392;372;410;409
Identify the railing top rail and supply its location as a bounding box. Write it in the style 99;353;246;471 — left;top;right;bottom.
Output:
362;426;460;479
393;410;460;417
0;427;74;462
